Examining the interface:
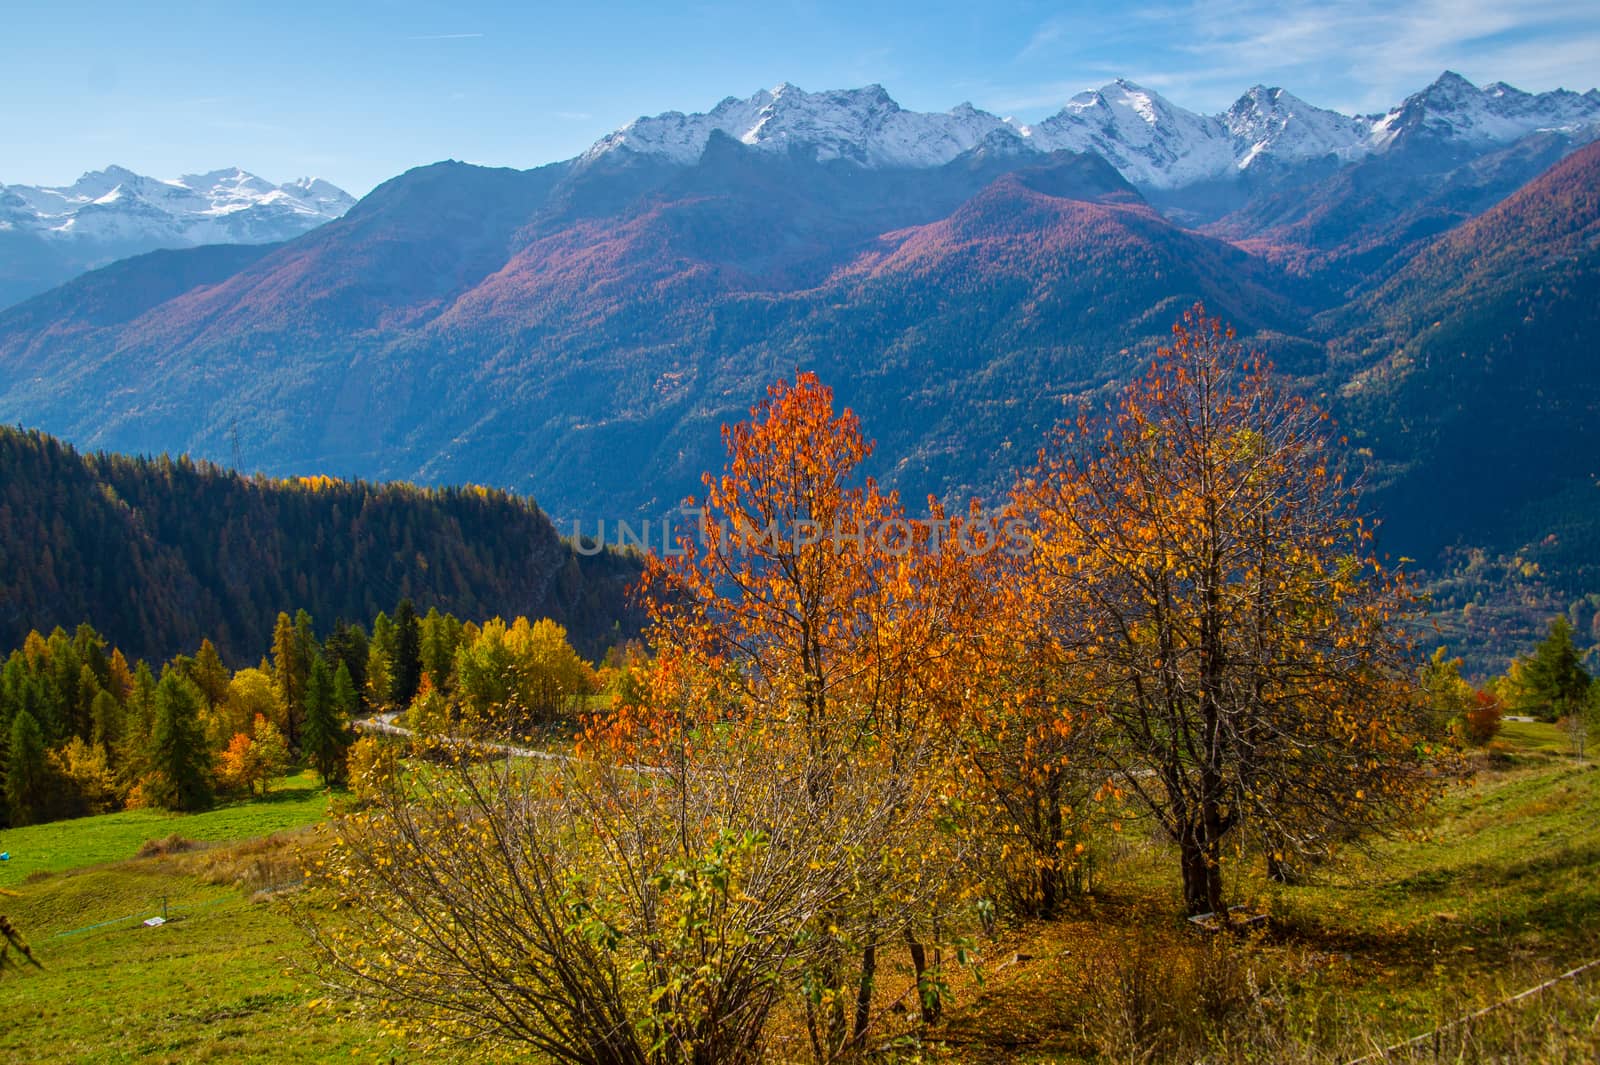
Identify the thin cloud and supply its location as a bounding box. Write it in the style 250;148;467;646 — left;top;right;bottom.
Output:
1155;0;1599;108
1015;20;1065;64
995;0;1599;118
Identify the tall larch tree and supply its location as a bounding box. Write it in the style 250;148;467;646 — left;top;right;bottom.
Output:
5;710;47;825
190;638;232;711
366;611;397;711
272;612;309;748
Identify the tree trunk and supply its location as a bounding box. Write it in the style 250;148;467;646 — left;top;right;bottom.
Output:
852;940;876;1046
905;930;943;1025
1037;860;1060;921
1178;831;1225;918
1041;769;1064;918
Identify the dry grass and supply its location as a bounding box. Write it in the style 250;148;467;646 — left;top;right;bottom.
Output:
134;834;200;859
157;827;331;901
921;724;1600;1064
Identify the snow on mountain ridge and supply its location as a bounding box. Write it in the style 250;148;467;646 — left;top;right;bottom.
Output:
0;165;355;244
1023;79;1236;188
1223;86;1371;169
583;82;1019;169
583;73;1600;190
1369;71;1600;151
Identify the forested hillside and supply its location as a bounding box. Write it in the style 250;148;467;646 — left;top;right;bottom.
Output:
0;427;643;665
1320;141;1600;668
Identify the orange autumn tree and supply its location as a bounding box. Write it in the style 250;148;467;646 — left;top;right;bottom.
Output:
1013;305;1435;918
624;371;977;1051
309;375;980;1065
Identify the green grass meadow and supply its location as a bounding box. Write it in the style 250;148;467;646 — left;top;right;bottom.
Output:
0;771;330;887
0;771;404;1064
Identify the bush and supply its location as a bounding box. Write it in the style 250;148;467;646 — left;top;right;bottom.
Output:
136;834;199;859
307;721;970;1064
1461;689;1503;747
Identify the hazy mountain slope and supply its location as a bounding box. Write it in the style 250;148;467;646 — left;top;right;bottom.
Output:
1329;140;1600;583
404;163;1312;516
1205;125;1597;282
0;145;1314;521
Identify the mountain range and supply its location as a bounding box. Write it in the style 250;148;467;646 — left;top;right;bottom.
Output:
587;72;1600;191
1;71;1597;667
0;166;354;308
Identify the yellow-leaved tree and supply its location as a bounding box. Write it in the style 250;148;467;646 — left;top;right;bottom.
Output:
1012;305;1436;917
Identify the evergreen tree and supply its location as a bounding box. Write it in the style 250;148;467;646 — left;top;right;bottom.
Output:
4;710;47;826
0;653;22;737
392;599;423;708
295;610;318;664
333;661;359;724
371;611;397;664
73;664;102;742
324;622;370;715
42;629;78;742
190;638;232;710
272;612;309;748
148;670;214;812
368;611;397;710
90;689;123;755
1520;617;1592;723
303;657;351;786
119;661;160;790
0;720;9;829
106;648;136;703
73;623;110;690
419;608;463;693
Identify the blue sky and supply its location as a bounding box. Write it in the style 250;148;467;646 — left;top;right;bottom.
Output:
4;0;1597;195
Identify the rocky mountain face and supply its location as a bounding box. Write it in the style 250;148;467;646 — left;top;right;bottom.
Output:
0;166;354;307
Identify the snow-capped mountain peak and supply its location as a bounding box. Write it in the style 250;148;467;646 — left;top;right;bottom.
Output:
0;165;356;303
581;82;1016;169
579;72;1600;192
1371;71;1600;149
1023;80;1235;189
1223;85;1370;168
3;165;354;236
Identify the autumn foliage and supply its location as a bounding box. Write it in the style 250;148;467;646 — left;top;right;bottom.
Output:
309;308;1446;1061
1011;306;1436;913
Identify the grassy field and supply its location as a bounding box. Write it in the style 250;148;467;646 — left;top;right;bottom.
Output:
3;727;1597;1063
0;772;410;1065
0;771;330;887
